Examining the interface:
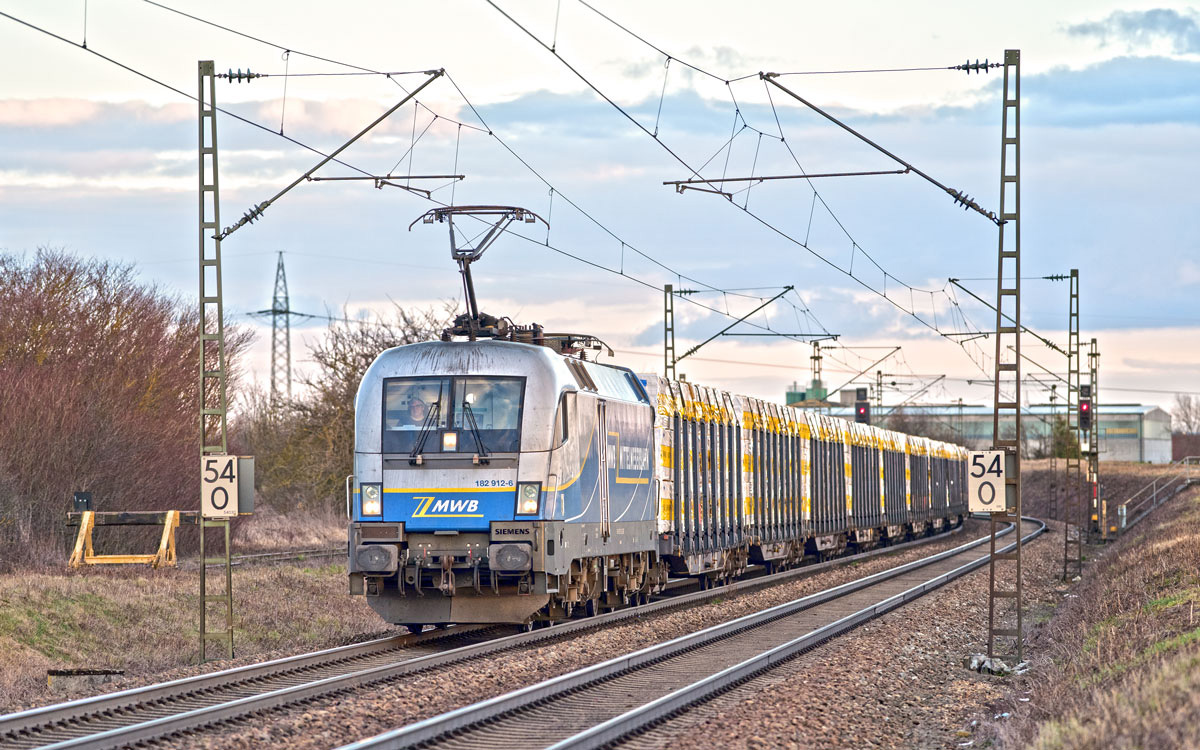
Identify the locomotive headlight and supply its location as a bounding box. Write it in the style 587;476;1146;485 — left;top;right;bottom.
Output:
442;432;458;452
516;482;541;515
361;484;382;517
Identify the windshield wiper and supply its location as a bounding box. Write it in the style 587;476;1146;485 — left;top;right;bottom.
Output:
462;401;490;464
409;401;441;465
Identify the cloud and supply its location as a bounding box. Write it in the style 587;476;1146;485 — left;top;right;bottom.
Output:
1181;260;1200;286
616;45;752;80
0;98;102;127
1123;358;1200;373
405;55;1200;142
888;56;1200;128
0;98;197;127
1066;9;1200;54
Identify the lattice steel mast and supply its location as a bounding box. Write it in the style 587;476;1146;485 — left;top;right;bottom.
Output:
1089;338;1102;539
270;252;292;403
664;284;676;379
1049;384;1058;521
197;60;233;662
1064;269;1083;579
987;49;1023;663
198;61;228;457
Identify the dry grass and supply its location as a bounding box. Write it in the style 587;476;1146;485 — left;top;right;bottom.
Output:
1020;459;1186;523
233;506;347;552
985;482;1200;748
0;554;391;713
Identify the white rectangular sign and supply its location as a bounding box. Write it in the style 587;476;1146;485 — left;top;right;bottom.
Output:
201;455;239;519
968;450;1007;513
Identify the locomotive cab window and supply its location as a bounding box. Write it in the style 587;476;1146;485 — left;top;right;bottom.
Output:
383;378;450;432
453;377;523;453
552;391;575;447
382;376;524;455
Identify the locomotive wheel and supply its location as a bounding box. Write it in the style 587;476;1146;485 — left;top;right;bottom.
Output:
405;624;424;635
585;598;599;617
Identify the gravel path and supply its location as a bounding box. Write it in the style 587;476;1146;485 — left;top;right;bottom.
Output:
614;522;1062;750
168;523;992;750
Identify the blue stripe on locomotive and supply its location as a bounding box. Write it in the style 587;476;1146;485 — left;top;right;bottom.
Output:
557;406;654;525
382;488;517;532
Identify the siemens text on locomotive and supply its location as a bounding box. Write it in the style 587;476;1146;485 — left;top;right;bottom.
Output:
346;337;969;629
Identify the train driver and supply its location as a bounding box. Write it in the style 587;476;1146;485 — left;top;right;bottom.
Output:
384;381;446;430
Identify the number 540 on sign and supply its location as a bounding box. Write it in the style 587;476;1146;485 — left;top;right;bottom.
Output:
201;455;239;518
968;450;1008;513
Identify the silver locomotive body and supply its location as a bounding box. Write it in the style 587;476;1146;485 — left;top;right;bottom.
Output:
348;339;968;628
348;339;657;627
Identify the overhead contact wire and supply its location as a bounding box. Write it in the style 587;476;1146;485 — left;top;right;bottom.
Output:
16;3;826;341
141;0;821;330
487;0;998;372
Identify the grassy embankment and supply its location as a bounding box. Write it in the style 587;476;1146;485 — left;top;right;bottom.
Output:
0;509;385;713
988;462;1200;748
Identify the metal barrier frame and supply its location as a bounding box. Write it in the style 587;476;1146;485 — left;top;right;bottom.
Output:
1115;457;1199;532
67;511;192;568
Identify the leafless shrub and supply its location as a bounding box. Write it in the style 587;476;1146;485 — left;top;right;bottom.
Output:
1172;393;1200;434
879;407;961;444
230;305;447;515
0;249;250;569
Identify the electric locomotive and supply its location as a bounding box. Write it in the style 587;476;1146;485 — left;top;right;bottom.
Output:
346;205;967;629
348;335;659;628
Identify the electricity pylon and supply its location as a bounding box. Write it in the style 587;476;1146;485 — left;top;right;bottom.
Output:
249;252;294;405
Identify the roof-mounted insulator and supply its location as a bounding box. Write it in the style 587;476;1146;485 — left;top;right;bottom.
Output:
955;59;1001;75
218;68;265;83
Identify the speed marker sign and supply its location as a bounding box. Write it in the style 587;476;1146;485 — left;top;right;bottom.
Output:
201;455;239;518
968;450;1007;513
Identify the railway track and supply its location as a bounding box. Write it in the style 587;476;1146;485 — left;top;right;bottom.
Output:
0;522;973;750
178;546;345;570
338;518;1043;750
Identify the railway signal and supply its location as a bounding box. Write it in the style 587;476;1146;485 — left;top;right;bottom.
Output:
1079;392;1092;432
854;401;870;424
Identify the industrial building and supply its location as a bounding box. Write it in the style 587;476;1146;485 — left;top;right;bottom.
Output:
807;398;1173;464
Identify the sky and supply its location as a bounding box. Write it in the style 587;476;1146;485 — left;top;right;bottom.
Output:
1;0;1197;415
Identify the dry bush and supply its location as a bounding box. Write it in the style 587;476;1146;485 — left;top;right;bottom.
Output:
986;485;1200;748
233;504;347;552
231;306;445;515
879;407;960;444
0;250;250;569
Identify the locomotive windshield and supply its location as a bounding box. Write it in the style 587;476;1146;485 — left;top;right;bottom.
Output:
383;377;450;432
382;376;524;454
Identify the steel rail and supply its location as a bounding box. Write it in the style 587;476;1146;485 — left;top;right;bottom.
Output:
0;523;970;749
0;627;495;745
337;520;1028;750
179;546;345;569
553;518;1045;749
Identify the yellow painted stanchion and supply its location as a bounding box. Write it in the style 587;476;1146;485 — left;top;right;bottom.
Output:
67;510;94;568
67;510;184;569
